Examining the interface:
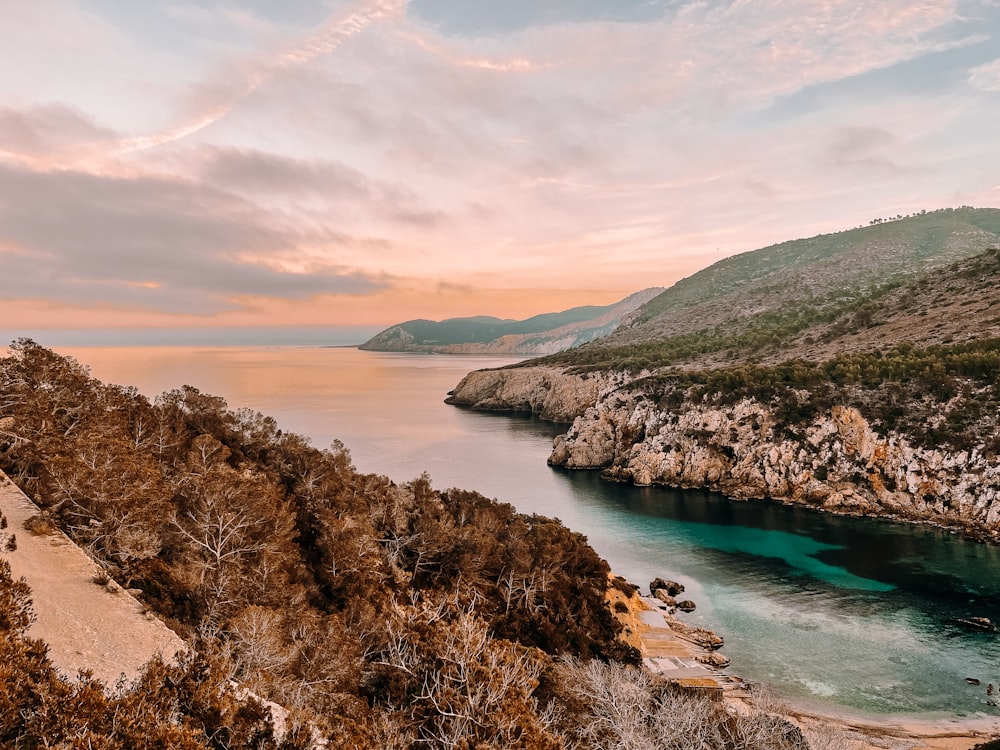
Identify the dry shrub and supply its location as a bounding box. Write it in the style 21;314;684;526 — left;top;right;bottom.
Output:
548;658;809;750
22;513;55;536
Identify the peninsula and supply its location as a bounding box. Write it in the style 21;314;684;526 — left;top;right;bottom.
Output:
446;208;1000;541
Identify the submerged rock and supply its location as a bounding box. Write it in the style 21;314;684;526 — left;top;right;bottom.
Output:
955;616;996;632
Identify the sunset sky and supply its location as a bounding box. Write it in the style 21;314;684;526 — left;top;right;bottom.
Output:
3;0;1000;343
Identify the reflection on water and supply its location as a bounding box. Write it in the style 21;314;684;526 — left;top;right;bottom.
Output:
60;345;1000;720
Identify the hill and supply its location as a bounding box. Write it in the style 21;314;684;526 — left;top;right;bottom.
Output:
358;287;663;355
532;206;1000;372
446;208;1000;541
1;340;847;748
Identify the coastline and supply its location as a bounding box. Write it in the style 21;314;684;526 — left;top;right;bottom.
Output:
787;705;999;750
612;574;999;750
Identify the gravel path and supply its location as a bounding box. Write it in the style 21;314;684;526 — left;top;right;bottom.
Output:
1;470;184;686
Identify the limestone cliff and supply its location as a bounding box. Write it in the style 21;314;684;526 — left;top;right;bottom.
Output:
445;366;621;423
548;391;1000;540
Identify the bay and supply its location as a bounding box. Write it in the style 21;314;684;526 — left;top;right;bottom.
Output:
60;344;1000;723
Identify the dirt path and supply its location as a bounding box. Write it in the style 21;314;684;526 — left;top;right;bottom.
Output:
1;470;184;686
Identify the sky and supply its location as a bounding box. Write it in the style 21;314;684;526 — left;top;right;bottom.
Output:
2;0;1000;343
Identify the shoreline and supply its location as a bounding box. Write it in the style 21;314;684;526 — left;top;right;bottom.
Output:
786;705;999;750
613;577;999;749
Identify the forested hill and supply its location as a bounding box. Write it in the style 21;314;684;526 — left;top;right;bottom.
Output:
0;340;622;745
359;287;663;355
532;206;1000;373
1;340;818;748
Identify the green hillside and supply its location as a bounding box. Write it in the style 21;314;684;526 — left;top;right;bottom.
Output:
359;288;663;354
531;207;1000;372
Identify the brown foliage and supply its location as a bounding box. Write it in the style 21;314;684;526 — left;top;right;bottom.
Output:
0;341;658;744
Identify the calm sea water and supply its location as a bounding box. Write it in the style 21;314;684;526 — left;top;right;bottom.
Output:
61;345;1000;723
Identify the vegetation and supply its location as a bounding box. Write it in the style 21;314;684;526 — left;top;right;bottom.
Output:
0;339;817;748
627;338;1000;453
630;207;1000;332
519;208;1000;373
1;556;817;749
1;559;297;749
528;282;905;373
359;288;662;352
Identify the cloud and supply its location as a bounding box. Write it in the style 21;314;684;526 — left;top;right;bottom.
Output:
0;163;388;314
0;105;117;157
968;57;1000;90
194;146;447;226
827;126;907;174
396;31;544;71
114;0;408;156
407;0;669;35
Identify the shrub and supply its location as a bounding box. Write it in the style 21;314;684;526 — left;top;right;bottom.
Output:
22;513;55;536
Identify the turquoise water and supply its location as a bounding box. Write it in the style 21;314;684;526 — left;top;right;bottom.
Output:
62;345;1000;722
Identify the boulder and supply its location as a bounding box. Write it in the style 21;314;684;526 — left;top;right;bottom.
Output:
690;629;725;651
650;578;685;596
696;652;731;669
676;600;697;613
653;590;676;607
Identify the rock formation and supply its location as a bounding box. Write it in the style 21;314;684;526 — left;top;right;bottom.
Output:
445;366;617;423
547;390;1000;540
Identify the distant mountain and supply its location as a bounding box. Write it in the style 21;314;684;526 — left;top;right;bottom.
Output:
358;288;664;355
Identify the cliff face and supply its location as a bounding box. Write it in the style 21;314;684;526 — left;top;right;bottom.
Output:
445;366;621;423
548;391;1000;539
444;241;1000;540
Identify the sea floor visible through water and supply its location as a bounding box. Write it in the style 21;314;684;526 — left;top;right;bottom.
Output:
57;344;1000;726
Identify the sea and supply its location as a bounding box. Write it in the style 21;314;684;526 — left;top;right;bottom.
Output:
57;344;1000;724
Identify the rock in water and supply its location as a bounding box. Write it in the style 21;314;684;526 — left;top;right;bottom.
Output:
650;578;685;596
696;652;732;669
676;600;697;612
954;616;996;632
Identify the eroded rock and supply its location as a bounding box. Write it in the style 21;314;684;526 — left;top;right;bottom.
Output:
550;393;1000;539
650;578;685;597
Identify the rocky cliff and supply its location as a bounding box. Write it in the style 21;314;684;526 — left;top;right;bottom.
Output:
445;240;1000;541
445;366;616;423
548;390;1000;540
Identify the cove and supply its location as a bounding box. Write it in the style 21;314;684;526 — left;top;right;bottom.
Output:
60;345;1000;721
